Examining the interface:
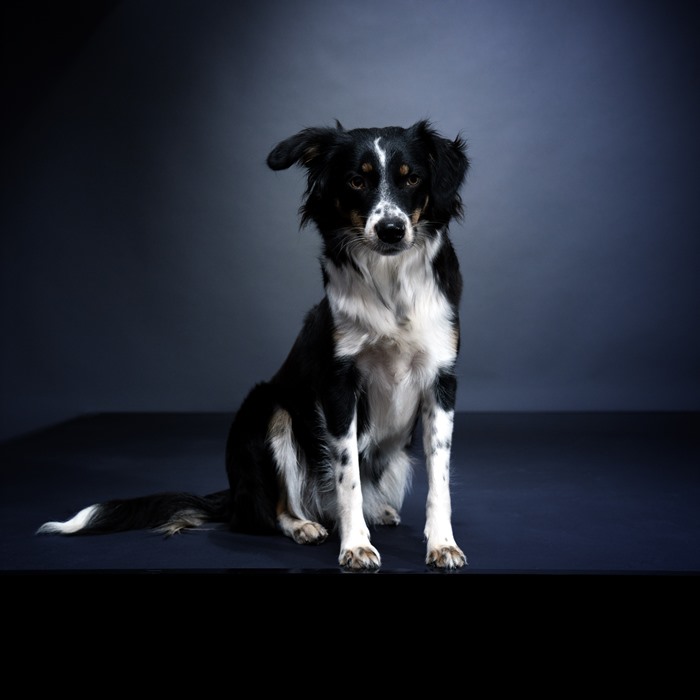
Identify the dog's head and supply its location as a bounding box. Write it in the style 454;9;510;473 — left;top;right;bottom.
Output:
267;120;469;259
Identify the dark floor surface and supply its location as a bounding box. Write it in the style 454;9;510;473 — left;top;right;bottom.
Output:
1;411;698;576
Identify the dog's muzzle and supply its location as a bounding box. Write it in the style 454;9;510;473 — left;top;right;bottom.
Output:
366;203;413;255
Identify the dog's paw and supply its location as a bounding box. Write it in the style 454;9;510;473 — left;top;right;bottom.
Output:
426;545;467;570
378;505;401;526
291;520;328;545
339;545;381;571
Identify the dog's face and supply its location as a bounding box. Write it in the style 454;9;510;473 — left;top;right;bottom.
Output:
267;120;469;260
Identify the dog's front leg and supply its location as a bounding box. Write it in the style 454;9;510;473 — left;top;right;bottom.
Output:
330;413;381;571
422;374;467;570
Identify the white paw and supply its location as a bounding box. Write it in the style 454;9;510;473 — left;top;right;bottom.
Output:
426;544;467;569
291;520;328;544
339;544;381;571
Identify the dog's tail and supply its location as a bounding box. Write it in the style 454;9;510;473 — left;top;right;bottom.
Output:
35;489;231;536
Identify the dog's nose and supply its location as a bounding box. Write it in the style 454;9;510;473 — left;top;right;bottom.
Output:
376;219;405;244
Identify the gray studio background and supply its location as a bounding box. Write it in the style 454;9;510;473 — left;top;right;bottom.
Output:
2;0;699;441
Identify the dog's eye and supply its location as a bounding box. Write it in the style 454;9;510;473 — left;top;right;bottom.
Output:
405;173;421;187
348;175;366;190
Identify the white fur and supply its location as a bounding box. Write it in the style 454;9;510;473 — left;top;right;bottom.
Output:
268;408;305;517
373;137;387;168
327;229;456;370
422;404;462;566
268;407;332;545
35;504;99;534
329;414;381;568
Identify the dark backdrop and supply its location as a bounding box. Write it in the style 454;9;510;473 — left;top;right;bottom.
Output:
2;0;699;441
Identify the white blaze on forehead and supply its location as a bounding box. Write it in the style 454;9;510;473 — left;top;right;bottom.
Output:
367;135;412;240
373;137;387;170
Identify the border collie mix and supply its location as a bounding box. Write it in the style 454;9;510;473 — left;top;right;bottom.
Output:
38;120;470;571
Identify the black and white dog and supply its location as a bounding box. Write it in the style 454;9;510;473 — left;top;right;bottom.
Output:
38;120;470;571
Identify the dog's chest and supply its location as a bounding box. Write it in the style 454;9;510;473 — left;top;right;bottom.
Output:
354;320;438;387
352;301;454;446
329;255;458;395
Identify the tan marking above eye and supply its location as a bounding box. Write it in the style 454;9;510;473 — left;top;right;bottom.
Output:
399;164;409;176
361;162;373;173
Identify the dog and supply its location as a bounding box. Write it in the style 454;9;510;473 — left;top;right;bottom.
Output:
37;119;470;571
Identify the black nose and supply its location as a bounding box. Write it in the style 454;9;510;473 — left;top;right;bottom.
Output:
376;219;405;244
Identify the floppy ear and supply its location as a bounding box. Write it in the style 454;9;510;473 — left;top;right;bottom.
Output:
266;122;345;171
412;120;470;224
267;123;347;227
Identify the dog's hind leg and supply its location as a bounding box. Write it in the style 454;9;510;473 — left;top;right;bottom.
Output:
268;407;329;545
275;497;328;545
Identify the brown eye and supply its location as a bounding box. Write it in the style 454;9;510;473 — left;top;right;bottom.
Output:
348;175;366;190
406;173;421;187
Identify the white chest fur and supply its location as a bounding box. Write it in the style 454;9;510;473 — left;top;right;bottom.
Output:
325;235;458;444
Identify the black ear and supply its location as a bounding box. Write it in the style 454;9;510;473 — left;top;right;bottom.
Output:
412;120;470;223
266;122;345;171
267;123;347;228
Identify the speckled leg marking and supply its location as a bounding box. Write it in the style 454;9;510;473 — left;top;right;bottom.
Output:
422;403;466;569
334;416;381;570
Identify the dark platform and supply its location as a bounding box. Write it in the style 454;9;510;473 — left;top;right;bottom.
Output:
1;412;698;576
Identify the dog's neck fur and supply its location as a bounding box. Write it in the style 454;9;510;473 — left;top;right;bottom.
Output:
323;227;457;373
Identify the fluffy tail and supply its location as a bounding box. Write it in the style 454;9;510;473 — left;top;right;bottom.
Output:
36;490;231;536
